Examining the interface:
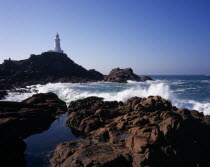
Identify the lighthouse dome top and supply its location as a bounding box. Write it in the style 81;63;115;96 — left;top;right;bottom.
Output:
49;33;64;53
55;33;59;39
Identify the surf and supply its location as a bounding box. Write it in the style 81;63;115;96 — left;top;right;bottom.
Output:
3;81;210;115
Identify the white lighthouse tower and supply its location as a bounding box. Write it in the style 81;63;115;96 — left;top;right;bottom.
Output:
49;33;64;53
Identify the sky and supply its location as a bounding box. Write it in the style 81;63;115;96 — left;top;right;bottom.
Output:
0;0;210;75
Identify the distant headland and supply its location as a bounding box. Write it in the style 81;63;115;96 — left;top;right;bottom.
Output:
0;33;153;98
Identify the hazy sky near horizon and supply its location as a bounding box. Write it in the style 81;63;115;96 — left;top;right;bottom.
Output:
0;0;210;75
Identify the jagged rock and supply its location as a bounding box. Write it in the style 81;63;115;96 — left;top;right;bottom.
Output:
0;52;104;87
0;92;67;167
52;96;210;167
66;96;123;134
104;67;142;83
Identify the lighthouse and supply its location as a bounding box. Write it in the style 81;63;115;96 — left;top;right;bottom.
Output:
49;33;64;53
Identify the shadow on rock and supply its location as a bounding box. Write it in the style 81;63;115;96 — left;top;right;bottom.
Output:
0;92;67;167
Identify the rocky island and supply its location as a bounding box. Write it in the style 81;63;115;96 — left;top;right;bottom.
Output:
104;67;153;83
0;52;104;87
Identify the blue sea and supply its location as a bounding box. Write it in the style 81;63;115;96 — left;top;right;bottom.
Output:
2;75;210;166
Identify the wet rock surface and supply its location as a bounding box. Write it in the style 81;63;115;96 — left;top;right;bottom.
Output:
51;96;210;167
0;92;67;167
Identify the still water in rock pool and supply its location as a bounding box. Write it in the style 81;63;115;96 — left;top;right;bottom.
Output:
24;114;79;167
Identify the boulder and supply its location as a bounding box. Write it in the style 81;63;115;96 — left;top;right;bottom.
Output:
104;67;142;83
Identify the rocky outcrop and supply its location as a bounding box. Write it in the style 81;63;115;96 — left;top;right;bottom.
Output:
104;68;154;83
142;76;154;81
104;68;142;83
0;92;67;167
0;52;104;88
51;96;210;167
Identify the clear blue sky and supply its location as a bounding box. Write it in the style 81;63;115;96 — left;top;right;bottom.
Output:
0;0;210;75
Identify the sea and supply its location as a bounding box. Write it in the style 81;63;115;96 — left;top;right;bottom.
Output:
2;75;210;166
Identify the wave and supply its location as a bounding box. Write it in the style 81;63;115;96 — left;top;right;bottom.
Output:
4;92;35;102
201;80;210;84
127;80;139;84
2;82;210;115
175;87;198;92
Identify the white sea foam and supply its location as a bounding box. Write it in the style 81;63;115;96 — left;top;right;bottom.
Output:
201;80;210;84
2;82;210;115
175;87;197;92
4;92;35;102
35;82;172;103
127;80;139;84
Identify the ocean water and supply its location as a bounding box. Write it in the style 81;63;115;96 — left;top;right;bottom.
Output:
4;75;210;114
2;75;210;167
24;114;80;167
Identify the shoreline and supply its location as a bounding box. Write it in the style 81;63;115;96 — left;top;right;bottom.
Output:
1;87;210;166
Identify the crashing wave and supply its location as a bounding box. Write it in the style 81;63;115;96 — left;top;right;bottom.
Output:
2;82;210;115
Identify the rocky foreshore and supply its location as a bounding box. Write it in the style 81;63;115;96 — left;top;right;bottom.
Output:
1;92;210;167
51;96;210;167
0;92;67;167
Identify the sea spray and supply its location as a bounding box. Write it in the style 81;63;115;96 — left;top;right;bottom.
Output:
2;81;210;115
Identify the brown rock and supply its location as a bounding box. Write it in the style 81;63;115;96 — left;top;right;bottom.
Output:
51;96;210;167
104;67;142;83
51;140;132;167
